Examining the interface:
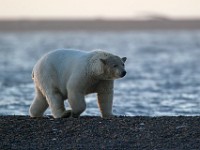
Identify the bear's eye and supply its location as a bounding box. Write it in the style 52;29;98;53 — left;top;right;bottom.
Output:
122;64;125;66
113;65;118;68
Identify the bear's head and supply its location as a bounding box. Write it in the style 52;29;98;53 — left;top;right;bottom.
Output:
99;56;127;80
89;51;127;80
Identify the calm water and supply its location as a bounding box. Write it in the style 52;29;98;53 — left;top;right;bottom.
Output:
0;30;200;116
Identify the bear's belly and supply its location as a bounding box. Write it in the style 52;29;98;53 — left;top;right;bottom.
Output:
58;84;97;100
85;81;100;95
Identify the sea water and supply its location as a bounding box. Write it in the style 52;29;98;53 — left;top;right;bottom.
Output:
0;30;200;116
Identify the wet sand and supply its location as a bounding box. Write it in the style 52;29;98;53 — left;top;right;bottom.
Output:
1;116;200;149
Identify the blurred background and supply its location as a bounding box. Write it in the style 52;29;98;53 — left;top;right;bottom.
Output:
0;0;200;116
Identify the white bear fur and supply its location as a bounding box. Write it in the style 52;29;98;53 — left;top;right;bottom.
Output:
29;49;126;118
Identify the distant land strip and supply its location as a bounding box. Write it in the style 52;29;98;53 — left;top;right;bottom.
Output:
0;19;200;31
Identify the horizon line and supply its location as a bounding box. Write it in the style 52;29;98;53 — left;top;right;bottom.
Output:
1;16;200;21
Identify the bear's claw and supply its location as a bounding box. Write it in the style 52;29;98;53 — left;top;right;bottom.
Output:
61;110;72;118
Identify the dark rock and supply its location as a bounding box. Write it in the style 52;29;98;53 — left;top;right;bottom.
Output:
0;116;200;149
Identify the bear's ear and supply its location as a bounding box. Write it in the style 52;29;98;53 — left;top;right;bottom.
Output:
121;57;127;63
100;59;107;65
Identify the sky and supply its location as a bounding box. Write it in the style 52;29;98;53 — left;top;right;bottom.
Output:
0;0;200;20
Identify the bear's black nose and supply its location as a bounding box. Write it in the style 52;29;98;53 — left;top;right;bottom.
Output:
121;71;126;77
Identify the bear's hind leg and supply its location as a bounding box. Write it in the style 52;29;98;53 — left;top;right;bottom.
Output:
29;88;48;117
68;91;86;118
46;92;71;118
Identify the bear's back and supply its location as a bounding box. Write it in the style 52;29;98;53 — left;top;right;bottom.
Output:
35;49;88;70
44;49;87;62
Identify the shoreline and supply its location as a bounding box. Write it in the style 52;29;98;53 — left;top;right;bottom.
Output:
1;116;200;149
0;19;200;32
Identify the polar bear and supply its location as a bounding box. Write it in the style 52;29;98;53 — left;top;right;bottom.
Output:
29;49;127;118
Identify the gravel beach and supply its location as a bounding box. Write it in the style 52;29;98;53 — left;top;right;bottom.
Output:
1;116;200;149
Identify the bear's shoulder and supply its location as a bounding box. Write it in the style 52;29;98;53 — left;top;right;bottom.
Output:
89;50;114;61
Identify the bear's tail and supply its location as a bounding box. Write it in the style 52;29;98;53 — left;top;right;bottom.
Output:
32;70;34;79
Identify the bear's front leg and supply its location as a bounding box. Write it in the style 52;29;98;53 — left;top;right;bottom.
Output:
97;92;114;118
96;80;114;118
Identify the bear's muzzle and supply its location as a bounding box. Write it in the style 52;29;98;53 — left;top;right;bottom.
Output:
120;71;126;77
